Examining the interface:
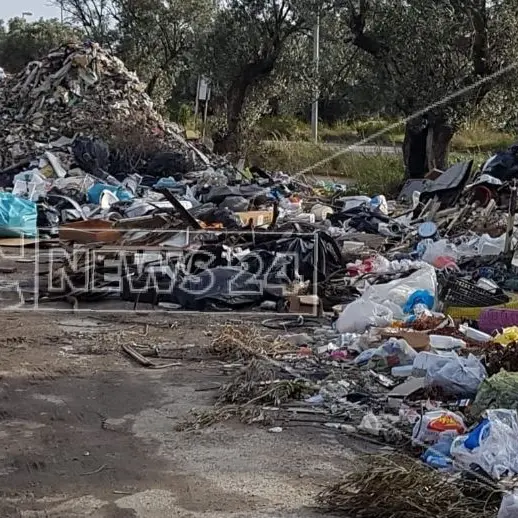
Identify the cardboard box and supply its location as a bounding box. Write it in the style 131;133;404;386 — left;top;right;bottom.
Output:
235;210;274;227
288;295;323;316
379;329;431;351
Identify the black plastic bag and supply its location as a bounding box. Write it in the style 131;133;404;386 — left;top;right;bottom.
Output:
219;196;249;211
146;151;194;179
259;231;343;282
72;136;110;174
172;267;265;309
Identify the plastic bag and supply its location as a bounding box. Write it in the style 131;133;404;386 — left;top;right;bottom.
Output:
422;432;455;470
425;352;487;396
498;491;518;518
362;263;437;319
412;410;466;445
219;196;249;211
493;327;518;346
421;239;458;265
0;193;37;237
451;409;518;479
355;338;417;371
403;289;434;314
87;183;133;204
72;136;110;174
457;233;507;258
336;298;393;333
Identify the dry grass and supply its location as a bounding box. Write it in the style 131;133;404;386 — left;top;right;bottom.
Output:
209;325;297;361
452;120;515;152
317;454;499;518
218;367;312;407
174;405;270;431
176;327;314;431
217;358;278;405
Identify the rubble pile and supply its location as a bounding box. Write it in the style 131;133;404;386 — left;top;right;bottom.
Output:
5;44;518;517
0;42;191;168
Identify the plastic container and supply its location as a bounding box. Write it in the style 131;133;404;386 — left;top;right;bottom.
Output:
429;335;466;350
440;276;509;307
458;325;491;343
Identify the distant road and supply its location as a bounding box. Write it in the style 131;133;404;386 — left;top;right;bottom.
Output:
262;141;402;155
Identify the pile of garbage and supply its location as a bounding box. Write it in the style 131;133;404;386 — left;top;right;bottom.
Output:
6;42;518;515
0;41;192;168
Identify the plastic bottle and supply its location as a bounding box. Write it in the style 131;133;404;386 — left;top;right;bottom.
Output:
458;325;491;343
422;433;455;470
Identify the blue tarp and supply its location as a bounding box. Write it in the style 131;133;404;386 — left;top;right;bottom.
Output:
0;193;37;237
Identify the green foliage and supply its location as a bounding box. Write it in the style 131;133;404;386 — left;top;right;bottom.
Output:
115;0;214;102
54;0;214;105
53;0;116;48
0;18;82;73
176;103;192;127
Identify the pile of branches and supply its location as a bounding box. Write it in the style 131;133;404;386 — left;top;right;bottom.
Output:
218;358;313;407
175;406;269;432
317;454;499;518
176;326;314;431
209;325;296;361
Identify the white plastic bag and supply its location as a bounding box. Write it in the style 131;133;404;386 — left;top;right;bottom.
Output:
412;410;466;445
355;338;417;369
336;299;393;334
362;263;437;319
421;239;458;265
425;352;487;396
457;233;507;258
498;491;518;518
452;410;518;480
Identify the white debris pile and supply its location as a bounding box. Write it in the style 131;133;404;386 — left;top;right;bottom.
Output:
0;42;190;168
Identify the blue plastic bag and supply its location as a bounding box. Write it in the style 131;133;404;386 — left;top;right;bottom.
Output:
0;193;37;237
87;183;133;204
403;289;435;314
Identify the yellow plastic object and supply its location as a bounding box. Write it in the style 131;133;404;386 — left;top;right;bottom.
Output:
445;296;518;320
493;326;518;346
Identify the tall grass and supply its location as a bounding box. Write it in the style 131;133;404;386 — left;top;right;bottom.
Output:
248;141;494;196
452;120;515;152
257;116;515;152
248;141;404;196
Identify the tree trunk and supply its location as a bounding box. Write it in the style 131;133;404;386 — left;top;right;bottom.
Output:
403;117;454;178
146;73;160;97
213;80;247;155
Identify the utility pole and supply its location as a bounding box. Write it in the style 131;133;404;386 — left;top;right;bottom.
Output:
311;13;320;143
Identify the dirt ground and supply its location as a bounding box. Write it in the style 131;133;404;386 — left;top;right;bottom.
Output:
0;305;364;518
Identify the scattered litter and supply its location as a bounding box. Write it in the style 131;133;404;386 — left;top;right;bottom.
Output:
3;41;518;518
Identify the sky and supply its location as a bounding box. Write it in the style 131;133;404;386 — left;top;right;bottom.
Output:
0;1;61;22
